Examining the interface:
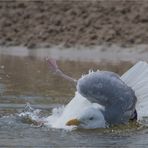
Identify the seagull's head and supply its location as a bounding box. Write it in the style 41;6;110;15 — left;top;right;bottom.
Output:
66;106;106;129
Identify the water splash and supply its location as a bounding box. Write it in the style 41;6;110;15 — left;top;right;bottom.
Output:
17;92;93;131
17;102;68;129
18;103;45;127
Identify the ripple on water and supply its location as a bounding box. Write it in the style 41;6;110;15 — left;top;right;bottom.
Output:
0;102;147;147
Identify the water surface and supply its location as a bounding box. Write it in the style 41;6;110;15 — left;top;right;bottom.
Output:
0;46;148;147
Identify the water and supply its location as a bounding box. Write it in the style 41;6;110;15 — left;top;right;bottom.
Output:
0;46;148;147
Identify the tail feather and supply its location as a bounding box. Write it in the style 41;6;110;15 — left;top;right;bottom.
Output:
121;61;148;120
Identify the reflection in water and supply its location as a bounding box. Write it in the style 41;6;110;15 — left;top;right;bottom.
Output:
0;54;133;104
0;83;5;95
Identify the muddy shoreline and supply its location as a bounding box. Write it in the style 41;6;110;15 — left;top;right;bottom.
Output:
0;1;148;48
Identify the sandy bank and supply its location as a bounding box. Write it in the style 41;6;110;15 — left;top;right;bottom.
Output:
0;1;148;48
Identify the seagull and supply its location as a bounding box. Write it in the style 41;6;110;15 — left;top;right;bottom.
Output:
46;59;148;129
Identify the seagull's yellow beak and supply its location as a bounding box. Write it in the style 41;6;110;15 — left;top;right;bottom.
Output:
66;119;80;126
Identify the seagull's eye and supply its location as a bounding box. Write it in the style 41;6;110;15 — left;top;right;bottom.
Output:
89;117;94;120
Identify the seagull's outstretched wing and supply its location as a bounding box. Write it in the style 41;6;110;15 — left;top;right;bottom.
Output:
77;71;137;124
121;61;148;121
77;71;136;107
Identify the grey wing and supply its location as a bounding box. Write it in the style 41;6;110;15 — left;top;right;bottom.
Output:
77;71;135;106
77;71;137;124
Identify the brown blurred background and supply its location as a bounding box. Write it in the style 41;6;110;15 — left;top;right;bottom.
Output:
0;0;148;48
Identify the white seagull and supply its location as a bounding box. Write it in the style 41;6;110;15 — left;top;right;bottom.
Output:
45;59;148;130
